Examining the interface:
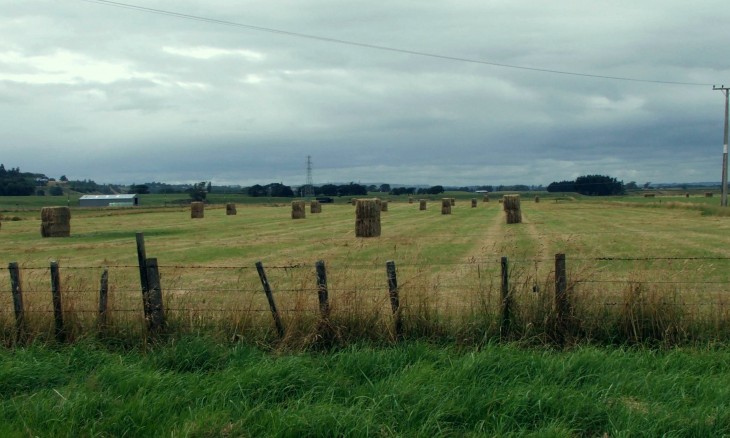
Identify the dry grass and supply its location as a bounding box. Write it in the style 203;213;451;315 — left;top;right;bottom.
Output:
3;200;730;347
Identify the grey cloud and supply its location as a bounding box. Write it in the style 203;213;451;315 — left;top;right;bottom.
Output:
1;0;729;187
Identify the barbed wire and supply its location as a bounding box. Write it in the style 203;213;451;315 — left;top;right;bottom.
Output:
4;254;730;271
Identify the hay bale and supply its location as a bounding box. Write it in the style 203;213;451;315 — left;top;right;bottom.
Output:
408;197;414;204
441;198;452;215
191;202;205;219
502;195;520;211
471;198;477;208
226;203;237;215
686;193;690;198
351;198;357;206
502;194;522;224
535;196;540;203
292;200;306;219
705;192;714;198
310;200;322;214
381;201;388;212
483;194;489;203
505;209;522;224
355;199;381;237
450;198;455;206
419;199;427;211
40;207;71;237
643;193;655;198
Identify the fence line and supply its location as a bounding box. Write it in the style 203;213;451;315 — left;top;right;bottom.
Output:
4;250;730;346
4;253;730;271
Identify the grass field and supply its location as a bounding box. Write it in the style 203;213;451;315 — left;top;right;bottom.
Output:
2;193;730;346
2;338;729;436
3;194;730;436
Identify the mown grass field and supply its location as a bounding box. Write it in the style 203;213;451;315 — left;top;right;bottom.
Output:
2;192;730;346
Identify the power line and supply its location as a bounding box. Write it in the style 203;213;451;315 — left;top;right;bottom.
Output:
77;0;714;87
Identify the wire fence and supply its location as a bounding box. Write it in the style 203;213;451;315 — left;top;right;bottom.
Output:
3;254;730;346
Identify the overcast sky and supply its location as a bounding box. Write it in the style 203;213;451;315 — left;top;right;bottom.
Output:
2;1;729;187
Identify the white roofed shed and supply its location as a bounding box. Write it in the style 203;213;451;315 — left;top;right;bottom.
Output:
79;194;139;207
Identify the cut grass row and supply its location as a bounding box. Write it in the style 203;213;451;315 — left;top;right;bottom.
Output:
2;338;728;436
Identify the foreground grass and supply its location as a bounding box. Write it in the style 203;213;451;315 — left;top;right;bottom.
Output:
2;339;728;437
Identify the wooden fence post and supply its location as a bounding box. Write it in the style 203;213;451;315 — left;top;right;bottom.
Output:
500;256;511;340
144;258;165;333
136;232;149;321
50;261;65;342
386;260;403;340
554;253;569;345
255;261;285;338
98;268;109;331
8;262;25;340
315;260;330;320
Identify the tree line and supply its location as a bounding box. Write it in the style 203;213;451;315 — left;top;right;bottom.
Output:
547;175;625;196
1;163;626;199
0;164;38;196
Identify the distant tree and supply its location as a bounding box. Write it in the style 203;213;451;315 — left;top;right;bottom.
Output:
267;183;294;197
499;184;530;192
36;189;45;196
624;181;638;190
574;175;624;196
390;187;416;196
643;182;652;189
546;180;576;193
187;182;208;202
59;175;68;182
207;181;212;193
0;164;36;196
49;186;64;196
378;183;391;193
68;179;99;193
549;175;623;196
338;182;367;196
247;183;294;197
423;185;444;195
247;184;266;197
317;184;339;196
129;184;150;194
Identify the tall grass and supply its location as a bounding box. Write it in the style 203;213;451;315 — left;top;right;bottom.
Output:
3;256;730;348
2;339;729;436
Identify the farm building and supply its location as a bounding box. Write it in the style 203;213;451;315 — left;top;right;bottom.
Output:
79;194;139;207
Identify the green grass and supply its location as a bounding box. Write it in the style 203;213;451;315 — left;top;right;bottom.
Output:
1;339;728;436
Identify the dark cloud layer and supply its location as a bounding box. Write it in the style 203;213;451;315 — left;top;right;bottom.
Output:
2;1;729;186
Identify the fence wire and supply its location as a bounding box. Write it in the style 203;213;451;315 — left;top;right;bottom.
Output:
3;255;730;344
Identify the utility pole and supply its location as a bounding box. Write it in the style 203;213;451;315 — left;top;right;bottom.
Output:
715;85;729;207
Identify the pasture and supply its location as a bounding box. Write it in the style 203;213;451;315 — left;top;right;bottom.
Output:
2;193;730;346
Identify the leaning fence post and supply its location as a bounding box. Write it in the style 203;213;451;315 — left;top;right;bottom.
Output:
315;260;330;320
50;261;66;342
8;262;25;340
386;260;403;340
554;253;569;345
500;256;511;340
144;258;165;333
98;267;109;331
255;261;285;338
136;232;149;321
